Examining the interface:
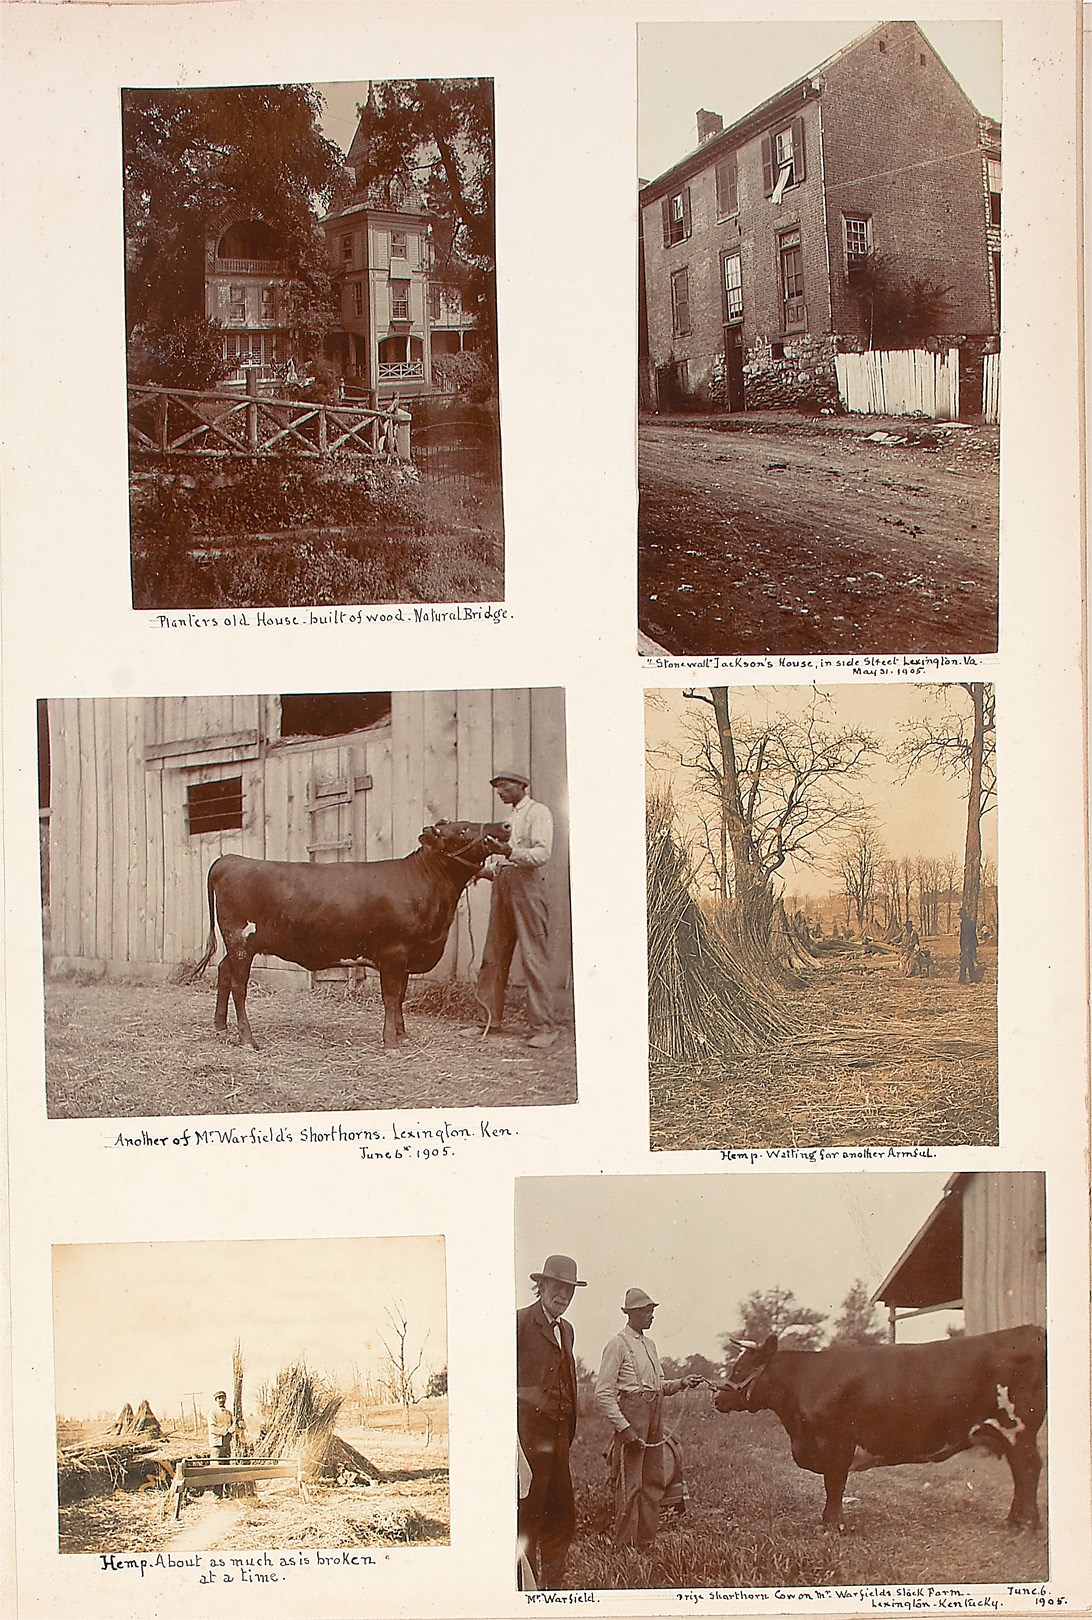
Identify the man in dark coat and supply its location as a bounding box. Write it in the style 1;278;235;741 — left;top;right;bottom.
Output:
959;906;979;984
516;1254;585;1588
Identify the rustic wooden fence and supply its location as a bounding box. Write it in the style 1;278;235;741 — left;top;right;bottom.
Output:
981;351;1001;424
835;348;960;420
128;384;410;460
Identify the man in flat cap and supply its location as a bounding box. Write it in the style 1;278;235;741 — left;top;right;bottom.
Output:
595;1289;702;1548
207;1388;235;1496
516;1254;585;1588
466;767;559;1049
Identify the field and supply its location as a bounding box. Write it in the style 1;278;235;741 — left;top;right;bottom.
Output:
561;1396;1047;1591
44;977;576;1119
58;1404;449;1555
638;414;998;656
651;934;997;1151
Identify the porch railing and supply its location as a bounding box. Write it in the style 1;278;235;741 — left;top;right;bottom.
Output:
378;361;424;382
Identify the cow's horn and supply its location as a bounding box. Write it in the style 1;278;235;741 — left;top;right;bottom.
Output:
729;1337;756;1350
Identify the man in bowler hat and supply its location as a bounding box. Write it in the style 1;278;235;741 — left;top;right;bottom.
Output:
466;767;559;1048
516;1254;585;1588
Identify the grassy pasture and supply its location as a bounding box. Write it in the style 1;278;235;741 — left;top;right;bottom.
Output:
651;936;997;1151
44;977;576;1119
561;1397;1047;1591
58;1406;449;1555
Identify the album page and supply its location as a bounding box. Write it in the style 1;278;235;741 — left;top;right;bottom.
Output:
0;2;1088;1618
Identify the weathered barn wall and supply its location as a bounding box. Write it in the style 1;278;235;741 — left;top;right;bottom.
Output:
46;691;571;1000
961;1172;1047;1335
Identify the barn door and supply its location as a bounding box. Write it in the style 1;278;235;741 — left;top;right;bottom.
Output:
306;753;372;986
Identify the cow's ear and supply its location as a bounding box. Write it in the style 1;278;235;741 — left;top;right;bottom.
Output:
760;1336;779;1362
419;826;440;850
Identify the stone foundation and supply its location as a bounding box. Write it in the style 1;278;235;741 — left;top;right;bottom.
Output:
742;334;840;412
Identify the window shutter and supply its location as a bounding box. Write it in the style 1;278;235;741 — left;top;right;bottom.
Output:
716;155;738;217
792;117;807;182
761;134;775;196
675;270;690;335
681;187;692;238
661;196;672;247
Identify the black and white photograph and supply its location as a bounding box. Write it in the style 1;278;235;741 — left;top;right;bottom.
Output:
637;20;1001;656
40;689;575;1117
123;79;503;612
646;683;997;1149
515;1170;1047;1593
53;1236;449;1554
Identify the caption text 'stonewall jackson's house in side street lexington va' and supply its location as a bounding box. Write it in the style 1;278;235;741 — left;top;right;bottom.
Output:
638;21;1001;414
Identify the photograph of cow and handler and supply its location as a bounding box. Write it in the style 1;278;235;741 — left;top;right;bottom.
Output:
39;688;575;1118
123;79;503;611
515;1170;1047;1594
646;682;997;1150
637;20;1000;657
54;1236;449;1555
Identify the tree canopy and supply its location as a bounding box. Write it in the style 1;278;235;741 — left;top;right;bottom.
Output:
723;1286;827;1355
829;1279;887;1345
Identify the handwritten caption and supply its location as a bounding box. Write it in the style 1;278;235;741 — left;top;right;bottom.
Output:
666;1588;1063;1612
108;1116;515;1162
721;1147;936;1165
151;606;508;630
642;654;983;680
100;1550;374;1585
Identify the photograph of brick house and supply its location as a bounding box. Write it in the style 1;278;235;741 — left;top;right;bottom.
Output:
637;20;1001;658
123;79;503;613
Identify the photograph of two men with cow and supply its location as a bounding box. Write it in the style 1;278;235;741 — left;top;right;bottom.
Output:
39;688;576;1118
515;1169;1047;1594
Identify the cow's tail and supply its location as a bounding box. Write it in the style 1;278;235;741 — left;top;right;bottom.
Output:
189;862;222;981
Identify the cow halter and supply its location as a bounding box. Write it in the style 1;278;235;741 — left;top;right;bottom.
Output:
437;823;506;870
724;1360;766;1405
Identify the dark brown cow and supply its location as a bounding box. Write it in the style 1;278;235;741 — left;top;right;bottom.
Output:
714;1325;1046;1532
192;820;511;1049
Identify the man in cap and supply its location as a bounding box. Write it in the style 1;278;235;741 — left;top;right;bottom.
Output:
595;1289;702;1548
207;1389;234;1496
466;767;559;1049
516;1255;585;1588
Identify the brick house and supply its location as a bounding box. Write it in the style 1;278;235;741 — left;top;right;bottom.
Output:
320;90;477;401
639;21;1001;412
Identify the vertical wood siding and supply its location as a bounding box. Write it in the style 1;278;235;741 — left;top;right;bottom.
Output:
961;1172;1047;1334
46;691;572;994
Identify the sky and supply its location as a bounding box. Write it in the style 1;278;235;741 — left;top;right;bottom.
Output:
516;1171;957;1369
52;1236;446;1421
645;683;997;902
314;81;370;157
637;20;1002;181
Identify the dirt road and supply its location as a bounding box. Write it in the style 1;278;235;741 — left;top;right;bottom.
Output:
639;414;998;656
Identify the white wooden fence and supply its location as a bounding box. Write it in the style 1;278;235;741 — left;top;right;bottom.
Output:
982;351;1001;424
835;348;960;420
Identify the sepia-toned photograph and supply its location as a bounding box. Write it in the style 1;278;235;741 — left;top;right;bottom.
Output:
53;1236;449;1554
123;80;503;611
515;1170;1047;1593
40;689;575;1117
637;20;1001;656
646;683;997;1149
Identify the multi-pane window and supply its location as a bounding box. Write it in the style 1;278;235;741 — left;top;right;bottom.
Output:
391;283;410;321
779;230;805;331
260;285;276;320
670;267;691;337
987;159;1001;228
390;230;408;259
762;118;806;200
661;187;691;247
228;285;246;320
844;216;872;269
715;153;739;219
353;281;364;318
723;251;743;321
341;233;353;263
187;777;243;836
428;283;442;321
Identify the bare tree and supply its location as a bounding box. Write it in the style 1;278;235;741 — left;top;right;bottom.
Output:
837;822;885;930
897;684;996;927
378;1299;429;1426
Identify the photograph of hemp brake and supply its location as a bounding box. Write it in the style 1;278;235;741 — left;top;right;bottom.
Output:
645;683;997;1150
637;20;1001;656
515;1171;1046;1593
39;689;575;1117
54;1236;449;1554
122;80;502;611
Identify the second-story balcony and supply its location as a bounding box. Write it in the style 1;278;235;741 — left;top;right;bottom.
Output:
215;257;287;276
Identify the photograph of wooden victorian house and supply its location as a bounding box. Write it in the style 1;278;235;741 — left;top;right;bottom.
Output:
123;80;502;611
638;21;1001;657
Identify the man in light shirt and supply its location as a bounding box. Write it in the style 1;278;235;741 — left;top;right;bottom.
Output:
207;1389;234;1496
466;768;559;1049
595;1289;702;1547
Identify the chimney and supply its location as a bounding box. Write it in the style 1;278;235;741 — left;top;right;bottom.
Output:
696;109;724;144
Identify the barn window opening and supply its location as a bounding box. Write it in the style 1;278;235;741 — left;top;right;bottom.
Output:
187;777;243;835
279;693;392;738
37;699;50;810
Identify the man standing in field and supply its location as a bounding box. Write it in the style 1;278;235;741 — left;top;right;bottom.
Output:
516;1254;585;1588
207;1389;234;1495
465;768;559;1049
595;1289;701;1548
959;906;979;984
